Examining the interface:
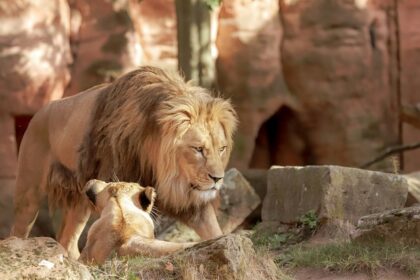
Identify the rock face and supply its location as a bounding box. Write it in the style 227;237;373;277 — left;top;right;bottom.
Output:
0;0;72;235
136;234;279;280
0;0;72;114
262;166;408;226
0;179;15;238
398;0;420;172
242;169;268;200
237;168;268;223
158;168;261;242
0;0;71;178
217;0;295;169
280;0;400;170
64;0;141;96
218;168;261;233
0;116;17;177
0;237;92;280
129;0;177;69
355;206;420;245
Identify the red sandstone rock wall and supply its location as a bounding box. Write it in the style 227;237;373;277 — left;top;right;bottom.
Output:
129;0;177;70
0;0;72;177
1;0;420;178
398;0;420;172
279;0;400;170
64;0;141;96
217;0;296;169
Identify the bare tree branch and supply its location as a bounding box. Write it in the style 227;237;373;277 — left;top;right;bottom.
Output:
360;142;420;169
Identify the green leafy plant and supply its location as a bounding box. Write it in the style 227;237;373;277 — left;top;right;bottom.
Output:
299;210;318;230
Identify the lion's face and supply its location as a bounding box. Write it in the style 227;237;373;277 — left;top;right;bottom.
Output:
177;120;229;201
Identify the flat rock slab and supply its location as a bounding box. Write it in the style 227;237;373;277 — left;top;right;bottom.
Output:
403;172;420;206
0;237;92;280
262;165;408;225
159;168;261;242
135;234;279;280
241;169;268;199
355;206;420;245
218;168;261;233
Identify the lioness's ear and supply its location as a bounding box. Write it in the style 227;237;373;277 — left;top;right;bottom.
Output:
84;179;107;206
139;186;156;213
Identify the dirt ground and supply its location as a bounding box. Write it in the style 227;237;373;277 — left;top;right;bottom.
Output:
292;268;413;280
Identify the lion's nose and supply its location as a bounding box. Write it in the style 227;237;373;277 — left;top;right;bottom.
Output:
208;174;223;183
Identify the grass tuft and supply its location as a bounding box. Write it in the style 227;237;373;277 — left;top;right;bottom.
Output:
278;240;420;276
251;231;292;249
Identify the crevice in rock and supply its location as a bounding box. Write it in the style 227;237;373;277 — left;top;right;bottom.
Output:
14;115;32;153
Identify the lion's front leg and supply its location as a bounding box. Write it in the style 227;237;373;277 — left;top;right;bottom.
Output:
118;236;196;258
187;204;222;240
57;203;91;259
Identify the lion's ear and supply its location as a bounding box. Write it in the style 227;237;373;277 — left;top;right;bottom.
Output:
139;186;156;213
84;179;108;206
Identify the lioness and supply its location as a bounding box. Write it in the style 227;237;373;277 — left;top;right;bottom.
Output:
11;66;237;258
80;180;196;265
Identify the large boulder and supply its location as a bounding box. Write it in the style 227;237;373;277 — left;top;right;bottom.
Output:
0;0;72;115
404;172;420;206
279;0;400;170
0;237;92;279
135;234;279;280
241;169;268;222
262;166;408;226
398;1;420;172
0;0;72;179
0;0;72;235
64;0;141;96
217;0;296;169
129;0;177;70
355;206;420;245
218;168;261;233
242;169;268;200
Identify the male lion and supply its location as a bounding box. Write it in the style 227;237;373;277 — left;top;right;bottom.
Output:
11;66;237;258
80;180;196;265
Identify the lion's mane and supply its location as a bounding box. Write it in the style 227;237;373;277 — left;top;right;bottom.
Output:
71;66;237;215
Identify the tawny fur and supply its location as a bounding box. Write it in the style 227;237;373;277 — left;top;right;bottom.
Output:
11;66;237;259
80;180;195;265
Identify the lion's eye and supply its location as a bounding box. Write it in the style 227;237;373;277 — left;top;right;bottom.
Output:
219;146;227;153
193;146;204;153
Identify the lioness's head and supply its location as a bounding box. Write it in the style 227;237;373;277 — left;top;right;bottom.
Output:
84;179;156;213
155;89;238;208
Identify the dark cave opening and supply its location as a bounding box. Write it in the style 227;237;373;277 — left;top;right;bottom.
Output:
250;106;307;169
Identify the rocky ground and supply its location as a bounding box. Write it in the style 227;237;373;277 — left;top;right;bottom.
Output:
2;166;420;279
